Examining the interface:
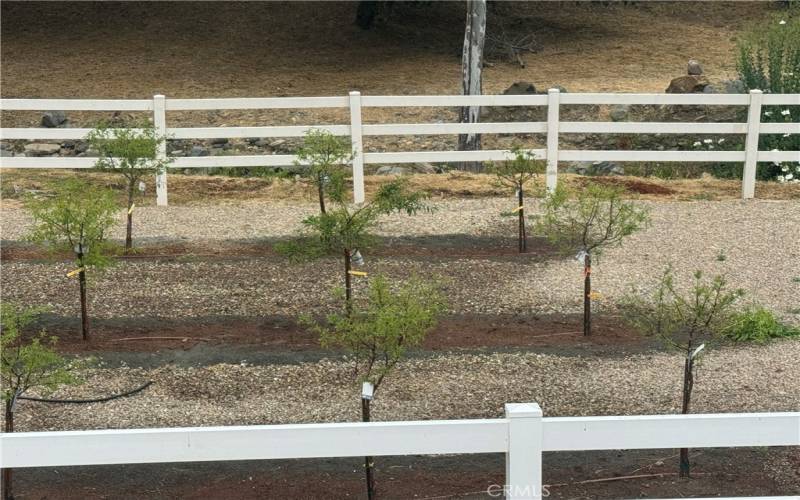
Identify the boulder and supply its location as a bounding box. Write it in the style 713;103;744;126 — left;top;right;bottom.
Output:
687;59;703;76
41;111;67;128
410;163;437;174
704;79;746;94
23;143;62;156
567;161;624;176
665;75;710;94
609;105;630;122
503;81;537;95
189;146;209;157
376;166;410;176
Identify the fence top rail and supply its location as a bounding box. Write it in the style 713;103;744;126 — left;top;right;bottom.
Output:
360;94;549;107
3;93;797;113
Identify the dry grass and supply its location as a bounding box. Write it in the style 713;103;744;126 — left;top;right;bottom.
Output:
2;169;798;208
0;1;781;129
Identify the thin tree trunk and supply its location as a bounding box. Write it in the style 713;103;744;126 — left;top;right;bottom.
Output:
361;397;375;500
344;249;352;314
458;0;486;172
317;175;326;214
125;184;135;253
518;185;526;253
78;255;89;341
679;355;694;477
583;253;592;336
3;398;14;500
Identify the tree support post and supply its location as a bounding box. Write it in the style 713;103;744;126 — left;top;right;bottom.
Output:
361;382;375;500
583;252;592;337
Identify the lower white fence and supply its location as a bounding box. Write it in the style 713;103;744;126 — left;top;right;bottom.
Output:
1;403;798;499
1;91;798;205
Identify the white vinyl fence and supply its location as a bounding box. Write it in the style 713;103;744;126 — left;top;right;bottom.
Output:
1;404;798;500
1;90;798;205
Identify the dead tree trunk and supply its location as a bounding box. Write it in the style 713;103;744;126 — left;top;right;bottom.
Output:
458;0;487;172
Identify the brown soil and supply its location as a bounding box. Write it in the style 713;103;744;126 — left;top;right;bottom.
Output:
13;447;798;499
1;236;561;262
35;313;643;356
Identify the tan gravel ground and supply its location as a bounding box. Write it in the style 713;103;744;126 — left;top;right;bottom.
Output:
10;340;799;432
2;199;799;322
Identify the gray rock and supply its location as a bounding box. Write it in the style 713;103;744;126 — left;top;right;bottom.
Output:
411;163;437;174
376;166;410;176
41;111;67;128
171;150;185;157
0;149;14;157
687;59;703;76
210;138;228;146
609;105;630;122
190;146;209;157
567;161;624;176
706;79;746;94
24;143;62;156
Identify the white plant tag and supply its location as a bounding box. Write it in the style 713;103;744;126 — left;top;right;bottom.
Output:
690;343;706;360
138;181;147;193
361;381;374;400
575;250;588;262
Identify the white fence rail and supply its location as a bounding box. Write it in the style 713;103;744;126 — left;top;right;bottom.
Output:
1;404;798;499
1;91;798;205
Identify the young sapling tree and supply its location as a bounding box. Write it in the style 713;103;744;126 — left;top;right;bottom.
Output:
301;178;429;312
620;267;743;478
304;275;445;500
26;179;117;340
489;147;545;252
87;119;171;252
295;129;352;214
1;303;81;500
536;183;649;336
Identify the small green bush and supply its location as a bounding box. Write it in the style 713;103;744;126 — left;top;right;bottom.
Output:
723;306;800;343
736;13;800;181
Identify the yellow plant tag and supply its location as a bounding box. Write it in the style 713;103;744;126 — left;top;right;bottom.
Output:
348;270;368;277
588;291;603;301
128;203;135;215
513;205;524;212
66;268;85;278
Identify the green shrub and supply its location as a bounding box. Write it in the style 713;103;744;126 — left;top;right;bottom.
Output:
736;13;800;181
723;306;800;343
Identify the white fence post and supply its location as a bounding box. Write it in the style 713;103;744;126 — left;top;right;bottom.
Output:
505;403;543;500
546;89;560;192
153;94;168;206
742;89;763;200
349;91;366;204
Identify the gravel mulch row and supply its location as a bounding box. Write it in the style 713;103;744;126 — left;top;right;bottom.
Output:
10;340;799;432
2;198;799;321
